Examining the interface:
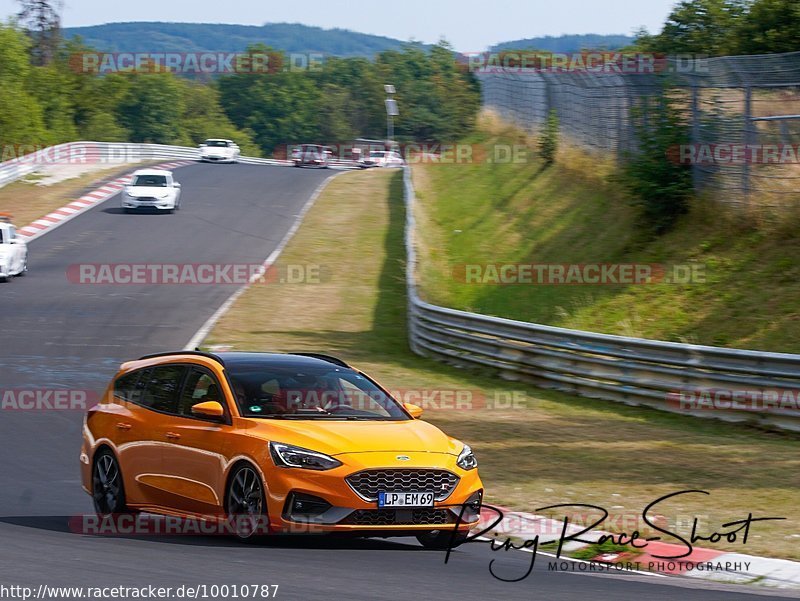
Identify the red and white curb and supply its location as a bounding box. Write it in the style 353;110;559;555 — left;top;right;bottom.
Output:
17;161;193;242
475;506;800;588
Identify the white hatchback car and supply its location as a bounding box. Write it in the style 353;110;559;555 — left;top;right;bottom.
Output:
122;169;182;213
0;216;28;282
199;139;240;163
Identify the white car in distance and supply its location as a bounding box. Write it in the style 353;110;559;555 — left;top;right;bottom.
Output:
363;150;405;168
198;139;240;163
122;169;182;214
0;215;28;282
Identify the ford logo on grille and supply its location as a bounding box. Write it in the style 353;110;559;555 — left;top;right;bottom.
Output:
396;455;410;461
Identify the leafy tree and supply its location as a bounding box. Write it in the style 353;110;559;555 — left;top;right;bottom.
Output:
0;23;46;147
539;110;559;165
16;0;62;65
735;0;800;54
117;72;185;144
623;88;693;235
177;79;259;154
637;0;747;55
27;64;78;144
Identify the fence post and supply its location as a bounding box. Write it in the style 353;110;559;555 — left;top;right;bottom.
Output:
742;85;752;206
691;83;701;193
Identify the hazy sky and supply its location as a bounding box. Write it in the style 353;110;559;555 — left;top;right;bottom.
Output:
0;0;679;50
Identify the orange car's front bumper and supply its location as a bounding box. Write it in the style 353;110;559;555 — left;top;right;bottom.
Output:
262;451;484;535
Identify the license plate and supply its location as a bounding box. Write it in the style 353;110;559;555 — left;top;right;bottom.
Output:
378;491;435;507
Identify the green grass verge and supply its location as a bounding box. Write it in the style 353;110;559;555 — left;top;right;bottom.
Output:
411;117;800;352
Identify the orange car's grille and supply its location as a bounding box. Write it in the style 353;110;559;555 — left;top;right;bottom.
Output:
346;469;459;502
341;508;456;526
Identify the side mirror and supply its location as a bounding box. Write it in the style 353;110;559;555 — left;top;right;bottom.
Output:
174;182;181;188
191;401;224;419
404;403;423;419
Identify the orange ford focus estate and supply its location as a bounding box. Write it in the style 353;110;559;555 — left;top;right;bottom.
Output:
80;351;483;548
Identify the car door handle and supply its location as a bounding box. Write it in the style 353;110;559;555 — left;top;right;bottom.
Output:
115;422;132;431
165;432;181;440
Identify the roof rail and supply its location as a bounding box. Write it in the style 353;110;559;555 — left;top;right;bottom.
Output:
138;350;225;366
292;353;350;368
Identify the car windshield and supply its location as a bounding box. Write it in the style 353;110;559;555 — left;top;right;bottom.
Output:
370;151;386;158
226;364;410;420
132;174;168;187
205;140;229;147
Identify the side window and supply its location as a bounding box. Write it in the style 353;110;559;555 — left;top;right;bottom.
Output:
140;365;187;413
113;371;142;402
177;368;223;418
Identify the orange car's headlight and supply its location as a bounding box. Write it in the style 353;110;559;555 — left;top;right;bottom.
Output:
456;444;478;470
269;442;343;471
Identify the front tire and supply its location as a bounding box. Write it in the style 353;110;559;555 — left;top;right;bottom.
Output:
416;529;469;550
92;449;130;515
226;464;268;541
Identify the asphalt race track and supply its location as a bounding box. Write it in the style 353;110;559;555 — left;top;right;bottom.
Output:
0;163;792;600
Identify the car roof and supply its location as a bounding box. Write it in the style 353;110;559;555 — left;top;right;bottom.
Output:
132;169;172;176
123;351;351;373
219;352;350;370
204;138;231;142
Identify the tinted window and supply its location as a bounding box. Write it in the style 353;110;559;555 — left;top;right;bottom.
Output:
113;371;141;402
132;175;168;187
177;368;222;418
139;365;186;413
226;364;409;420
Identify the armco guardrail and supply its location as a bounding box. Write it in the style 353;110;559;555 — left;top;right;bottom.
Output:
0;141;357;189
403;167;800;431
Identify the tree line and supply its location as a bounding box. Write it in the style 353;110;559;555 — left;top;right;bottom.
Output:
0;21;481;158
635;0;800;56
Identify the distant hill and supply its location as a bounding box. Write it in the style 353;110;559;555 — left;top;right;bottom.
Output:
62;22;413;57
62;23;636;58
492;34;635;53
